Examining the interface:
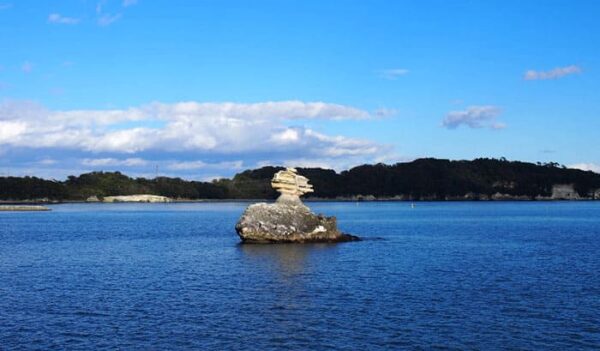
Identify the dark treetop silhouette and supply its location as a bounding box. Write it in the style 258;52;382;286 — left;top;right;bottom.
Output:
2;158;600;202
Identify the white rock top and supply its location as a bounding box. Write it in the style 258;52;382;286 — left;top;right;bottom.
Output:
271;168;314;198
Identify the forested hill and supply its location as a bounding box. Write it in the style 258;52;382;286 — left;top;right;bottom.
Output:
2;158;600;201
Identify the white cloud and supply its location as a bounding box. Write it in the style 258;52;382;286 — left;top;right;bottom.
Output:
48;13;80;25
0;120;27;140
167;160;244;171
38;158;57;165
270;128;300;144
0;100;47;120
147;101;373;120
98;13;122;26
524;65;581;80
122;0;137;7
90;128;159;153
21;61;33;73
442;105;505;130
165;160;207;170
569;163;600;174
82;158;148;167
0;3;11;10
0;100;390;168
303;129;381;157
379;68;409;80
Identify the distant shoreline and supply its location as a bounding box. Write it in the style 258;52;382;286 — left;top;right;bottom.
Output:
1;197;598;205
3;159;600;202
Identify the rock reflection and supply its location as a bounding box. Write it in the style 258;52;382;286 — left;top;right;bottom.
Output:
237;243;340;317
238;243;337;278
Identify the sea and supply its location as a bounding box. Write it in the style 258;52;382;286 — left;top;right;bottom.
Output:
1;202;599;350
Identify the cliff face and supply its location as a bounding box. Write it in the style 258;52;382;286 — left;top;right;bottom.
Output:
551;184;581;200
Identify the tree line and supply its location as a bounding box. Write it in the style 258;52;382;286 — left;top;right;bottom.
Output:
1;158;600;201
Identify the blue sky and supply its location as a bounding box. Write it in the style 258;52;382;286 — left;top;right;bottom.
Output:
1;0;599;179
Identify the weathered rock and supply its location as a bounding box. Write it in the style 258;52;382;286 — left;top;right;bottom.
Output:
235;201;358;243
235;168;359;243
551;184;580;200
271;167;313;197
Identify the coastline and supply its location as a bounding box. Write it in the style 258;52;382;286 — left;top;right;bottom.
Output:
1;196;599;205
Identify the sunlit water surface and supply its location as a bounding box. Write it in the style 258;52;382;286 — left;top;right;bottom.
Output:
1;202;599;350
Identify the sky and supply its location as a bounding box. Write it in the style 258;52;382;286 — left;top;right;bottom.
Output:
1;0;599;180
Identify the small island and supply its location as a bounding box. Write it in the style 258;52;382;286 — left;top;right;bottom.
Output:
0;205;50;211
235;168;359;243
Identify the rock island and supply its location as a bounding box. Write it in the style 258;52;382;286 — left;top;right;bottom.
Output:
235;168;359;243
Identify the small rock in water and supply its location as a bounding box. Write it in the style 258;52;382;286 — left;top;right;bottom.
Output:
235;168;360;243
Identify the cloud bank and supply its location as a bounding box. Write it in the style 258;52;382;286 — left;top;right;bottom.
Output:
0;100;393;179
524;65;581;80
81;158;148;167
442;106;505;130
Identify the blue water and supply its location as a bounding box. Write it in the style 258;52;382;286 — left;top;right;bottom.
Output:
1;202;599;350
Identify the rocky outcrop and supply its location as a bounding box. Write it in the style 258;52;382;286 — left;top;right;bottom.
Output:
103;194;172;203
236;168;359;243
236;201;358;243
551;184;580;200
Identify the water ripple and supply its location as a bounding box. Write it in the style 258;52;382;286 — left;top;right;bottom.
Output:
1;202;599;350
